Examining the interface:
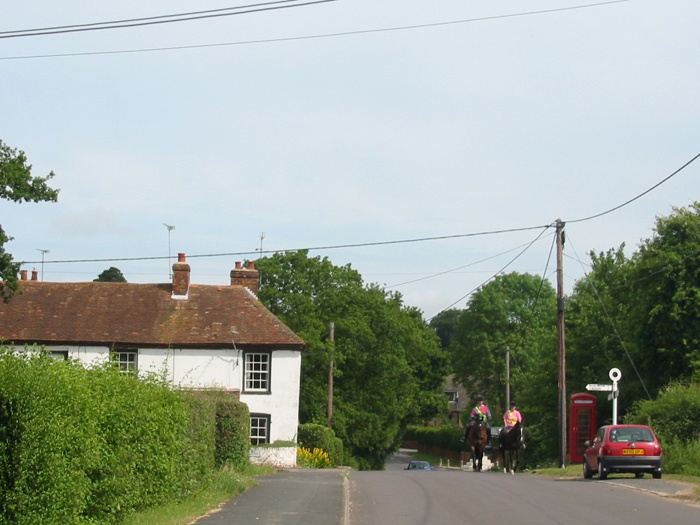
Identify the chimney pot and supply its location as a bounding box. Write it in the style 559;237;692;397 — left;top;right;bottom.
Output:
172;254;191;298
20;269;28;281
31;268;39;281
230;260;260;295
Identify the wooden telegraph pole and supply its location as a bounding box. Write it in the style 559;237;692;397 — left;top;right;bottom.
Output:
327;322;335;429
556;219;567;468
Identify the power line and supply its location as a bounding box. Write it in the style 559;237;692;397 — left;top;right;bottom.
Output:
1;0;633;60
567;152;700;224
0;0;339;39
20;224;550;266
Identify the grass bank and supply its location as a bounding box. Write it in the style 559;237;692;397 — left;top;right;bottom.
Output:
122;465;275;525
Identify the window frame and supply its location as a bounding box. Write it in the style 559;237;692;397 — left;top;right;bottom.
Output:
249;413;271;445
111;349;138;373
243;351;271;393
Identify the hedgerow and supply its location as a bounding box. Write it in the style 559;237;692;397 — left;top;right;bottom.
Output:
0;346;248;524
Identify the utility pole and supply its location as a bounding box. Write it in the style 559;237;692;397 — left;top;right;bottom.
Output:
556;219;567;468
327;322;335;429
505;347;511;407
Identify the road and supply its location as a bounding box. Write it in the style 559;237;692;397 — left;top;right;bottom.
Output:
193;450;697;524
349;450;697;525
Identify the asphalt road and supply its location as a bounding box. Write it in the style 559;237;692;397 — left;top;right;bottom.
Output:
192;450;696;525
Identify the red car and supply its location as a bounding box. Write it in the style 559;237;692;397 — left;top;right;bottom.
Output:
583;424;663;480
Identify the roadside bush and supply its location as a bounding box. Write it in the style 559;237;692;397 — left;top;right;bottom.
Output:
297;423;343;466
0;346;221;524
625;383;700;444
212;393;250;470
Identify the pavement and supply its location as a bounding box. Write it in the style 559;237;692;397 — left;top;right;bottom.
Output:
190;468;348;525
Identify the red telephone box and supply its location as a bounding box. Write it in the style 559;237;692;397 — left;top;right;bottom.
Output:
569;393;597;463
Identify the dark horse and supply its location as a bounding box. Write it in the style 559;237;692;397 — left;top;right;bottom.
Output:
499;422;525;474
464;420;489;472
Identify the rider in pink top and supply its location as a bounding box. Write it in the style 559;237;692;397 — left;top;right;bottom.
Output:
503;400;522;431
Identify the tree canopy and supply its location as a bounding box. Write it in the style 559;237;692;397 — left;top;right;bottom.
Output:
0;140;59;300
255;250;449;469
94;267;127;283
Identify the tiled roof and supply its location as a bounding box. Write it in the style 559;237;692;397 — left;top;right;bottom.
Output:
0;281;305;350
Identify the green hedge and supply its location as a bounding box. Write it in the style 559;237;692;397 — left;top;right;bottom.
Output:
297;423;343;466
0;346;250;524
405;425;465;450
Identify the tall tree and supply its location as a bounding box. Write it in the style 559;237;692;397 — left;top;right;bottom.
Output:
255;251;449;469
450;272;558;464
0;140;59;300
566;246;639;406
94;267;127;283
627;202;700;393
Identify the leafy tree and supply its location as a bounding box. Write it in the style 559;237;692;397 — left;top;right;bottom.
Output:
255;251;449;469
566;246;642;417
626;202;700;394
0;140;59;300
94;267;127;282
429;308;461;350
450;272;558;465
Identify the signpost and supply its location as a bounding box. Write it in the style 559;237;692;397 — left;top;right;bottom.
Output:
586;368;622;424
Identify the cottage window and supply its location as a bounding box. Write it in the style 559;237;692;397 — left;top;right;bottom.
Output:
50;350;69;360
250;414;270;445
111;350;138;373
244;352;270;393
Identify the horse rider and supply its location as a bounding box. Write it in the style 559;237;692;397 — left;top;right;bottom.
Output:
500;400;522;439
469;395;492;444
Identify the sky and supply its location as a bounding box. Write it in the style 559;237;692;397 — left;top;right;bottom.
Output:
1;0;698;321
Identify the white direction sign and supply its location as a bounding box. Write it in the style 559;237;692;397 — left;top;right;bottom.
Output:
586;383;613;392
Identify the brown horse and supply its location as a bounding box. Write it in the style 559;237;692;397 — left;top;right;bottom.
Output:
465;420;489;471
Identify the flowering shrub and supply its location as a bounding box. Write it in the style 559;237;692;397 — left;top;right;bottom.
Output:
297;447;332;469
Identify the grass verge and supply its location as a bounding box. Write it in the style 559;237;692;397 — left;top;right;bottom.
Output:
122;464;276;525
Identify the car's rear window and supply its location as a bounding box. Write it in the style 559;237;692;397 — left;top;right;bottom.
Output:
609;428;653;443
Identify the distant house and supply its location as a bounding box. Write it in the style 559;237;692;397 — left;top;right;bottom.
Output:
0;254;305;446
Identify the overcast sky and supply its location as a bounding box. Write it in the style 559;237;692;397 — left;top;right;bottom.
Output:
1;0;698;320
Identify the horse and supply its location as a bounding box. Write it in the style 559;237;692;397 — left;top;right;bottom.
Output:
499;421;525;474
464;420;489;472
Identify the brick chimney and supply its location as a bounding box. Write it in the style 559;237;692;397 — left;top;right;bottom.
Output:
171;253;191;298
20;269;28;281
230;261;259;295
31;268;39;281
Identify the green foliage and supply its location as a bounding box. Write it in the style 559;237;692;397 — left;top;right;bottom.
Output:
626;203;700;394
0;140;59;301
405;425;465;450
0;346;223;524
94;267;127;282
625;383;700;444
297;423;343;466
256;251;449;470
212;395;250;470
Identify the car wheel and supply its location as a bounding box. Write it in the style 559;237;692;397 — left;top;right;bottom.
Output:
653;471;662;479
635;472;644;479
583;460;594;479
598;462;607;480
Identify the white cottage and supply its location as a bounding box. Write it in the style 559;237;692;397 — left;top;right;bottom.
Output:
0;254;305;446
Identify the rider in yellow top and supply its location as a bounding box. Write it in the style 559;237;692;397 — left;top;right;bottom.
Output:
469;395;492;444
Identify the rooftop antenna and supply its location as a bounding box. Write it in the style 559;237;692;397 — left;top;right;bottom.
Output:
255;232;265;256
36;248;49;281
163;224;175;279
